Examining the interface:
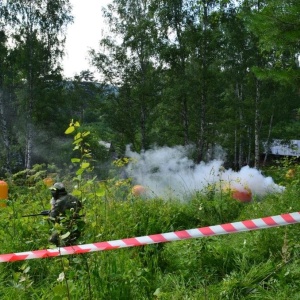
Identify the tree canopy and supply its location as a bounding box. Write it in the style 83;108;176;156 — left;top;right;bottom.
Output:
0;0;299;176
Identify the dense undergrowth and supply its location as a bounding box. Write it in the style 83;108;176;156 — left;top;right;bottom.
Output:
0;160;300;300
1;123;300;299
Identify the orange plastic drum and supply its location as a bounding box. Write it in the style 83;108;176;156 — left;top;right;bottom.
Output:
232;190;252;202
43;177;54;187
132;185;146;196
0;180;8;207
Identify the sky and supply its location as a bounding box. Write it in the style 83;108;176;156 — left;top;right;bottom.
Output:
62;1;300;80
62;0;111;79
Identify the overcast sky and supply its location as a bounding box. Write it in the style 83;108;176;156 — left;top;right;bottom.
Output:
62;0;111;79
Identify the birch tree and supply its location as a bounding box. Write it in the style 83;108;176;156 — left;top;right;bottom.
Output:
0;29;10;173
3;0;72;169
91;0;160;151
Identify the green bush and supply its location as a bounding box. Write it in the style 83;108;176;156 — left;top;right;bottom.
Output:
1;124;300;299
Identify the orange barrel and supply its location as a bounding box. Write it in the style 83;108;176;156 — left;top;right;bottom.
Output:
43;177;54;187
231;190;252;203
0;180;8;207
132;185;146;196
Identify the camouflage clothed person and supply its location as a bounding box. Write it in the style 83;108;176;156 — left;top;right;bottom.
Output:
49;182;84;247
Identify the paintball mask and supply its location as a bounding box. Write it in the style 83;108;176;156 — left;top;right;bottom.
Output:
50;182;67;199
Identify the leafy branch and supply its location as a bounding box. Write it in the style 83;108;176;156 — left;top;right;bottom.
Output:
65;120;93;177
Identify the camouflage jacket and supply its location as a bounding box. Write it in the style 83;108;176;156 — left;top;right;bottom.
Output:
49;194;82;220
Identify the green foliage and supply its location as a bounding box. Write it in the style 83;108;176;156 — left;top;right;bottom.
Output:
10;164;59;187
1;0;300;297
65;120;93;176
0;0;74;171
1;0;299;172
0;151;300;299
248;0;300;84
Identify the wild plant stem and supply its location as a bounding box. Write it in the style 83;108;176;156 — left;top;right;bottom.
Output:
82;254;93;300
59;254;71;300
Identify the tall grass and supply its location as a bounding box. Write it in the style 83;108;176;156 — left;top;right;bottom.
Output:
0;161;300;300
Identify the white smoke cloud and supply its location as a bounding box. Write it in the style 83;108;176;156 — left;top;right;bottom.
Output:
125;145;285;200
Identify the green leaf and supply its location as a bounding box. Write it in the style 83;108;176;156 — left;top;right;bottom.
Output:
76;168;84;175
71;158;81;163
81;162;90;169
53;284;68;295
82;131;90;137
72;190;81;196
96;191;105;197
65;126;75;134
73;138;83;144
61;232;70;240
74;133;82;140
153;288;161;296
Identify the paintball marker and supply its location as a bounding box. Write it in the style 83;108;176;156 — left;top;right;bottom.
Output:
22;210;50;217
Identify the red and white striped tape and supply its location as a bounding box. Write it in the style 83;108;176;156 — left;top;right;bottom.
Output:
1;211;300;263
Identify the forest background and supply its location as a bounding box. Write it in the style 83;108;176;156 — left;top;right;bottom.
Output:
0;0;299;177
0;1;300;299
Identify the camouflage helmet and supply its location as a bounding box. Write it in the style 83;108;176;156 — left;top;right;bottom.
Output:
50;182;66;192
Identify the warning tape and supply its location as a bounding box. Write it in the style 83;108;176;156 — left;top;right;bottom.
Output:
1;211;300;263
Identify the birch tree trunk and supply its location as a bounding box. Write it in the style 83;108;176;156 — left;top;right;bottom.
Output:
236;82;244;169
196;0;208;163
0;89;11;173
254;78;261;168
263;111;274;166
25;28;34;170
